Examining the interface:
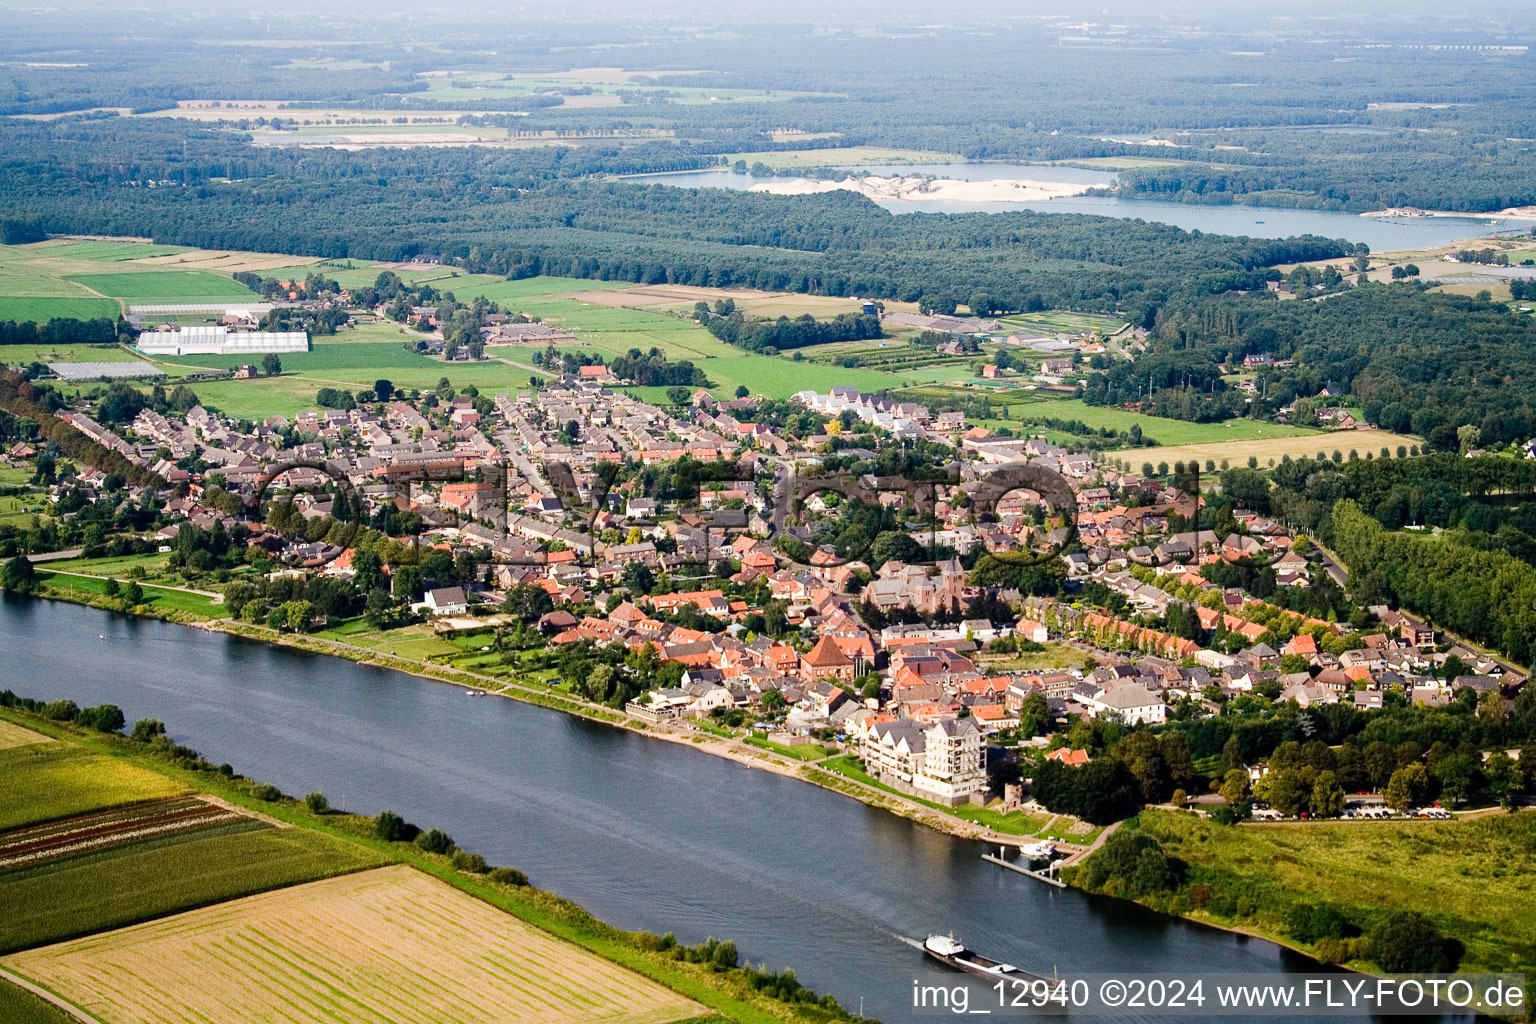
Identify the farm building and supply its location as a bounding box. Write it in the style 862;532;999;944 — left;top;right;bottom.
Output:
135;326;310;356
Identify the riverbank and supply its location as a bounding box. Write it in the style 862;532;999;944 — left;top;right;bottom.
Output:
1362;204;1536;222
0;705;858;1024
14;577;1090;851
747;175;1105;204
202;616;1093;850
1068;809;1536;983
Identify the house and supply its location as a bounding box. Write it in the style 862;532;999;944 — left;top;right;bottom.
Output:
1086;683;1167;726
862;717;986;806
420;586;468;616
800;635;855;684
1044;747;1090;766
1015;618;1048;644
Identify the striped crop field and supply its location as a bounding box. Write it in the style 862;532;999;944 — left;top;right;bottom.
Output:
4;864;708;1024
0;796;251;873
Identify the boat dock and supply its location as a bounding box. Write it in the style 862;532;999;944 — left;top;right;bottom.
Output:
981;851;1067;888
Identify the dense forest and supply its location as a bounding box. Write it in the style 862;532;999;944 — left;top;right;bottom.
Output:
1243;456;1536;662
698;308;883;353
3;3;1536;211
0;118;1353;316
1116;285;1536;447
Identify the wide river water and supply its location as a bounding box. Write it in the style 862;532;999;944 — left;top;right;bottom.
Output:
1;596;1387;1022
622;163;1529;251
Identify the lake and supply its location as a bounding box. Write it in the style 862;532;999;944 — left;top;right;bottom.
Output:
622;163;1528;250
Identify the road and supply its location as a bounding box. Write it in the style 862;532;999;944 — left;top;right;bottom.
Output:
1311;541;1349;587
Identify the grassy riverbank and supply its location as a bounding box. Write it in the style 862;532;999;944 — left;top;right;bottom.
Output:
13;584;1087;851
0;707;857;1024
1067;809;1536;979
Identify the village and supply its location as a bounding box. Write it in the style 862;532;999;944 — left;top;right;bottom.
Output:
4;361;1526;829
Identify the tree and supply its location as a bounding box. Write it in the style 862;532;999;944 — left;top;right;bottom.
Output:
262;353;282;377
734;385;749;398
1219;734;1245;774
304;792;330;814
1219;768;1250;805
621;561;655;596
374;378;395;402
1371;911;1446;972
374;809;409;841
122;580;144;605
1310;771;1345;817
282;599;314;632
1456;423;1481;455
130;718;165;743
1433;753;1477;807
665;386;691;406
1384;763;1428;811
1254;768;1311;816
869;531;925;568
415;827;456;854
1;555;37;594
1018;691;1050;737
1484;751;1523;808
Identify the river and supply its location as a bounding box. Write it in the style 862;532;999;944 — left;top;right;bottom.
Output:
621;163;1528;250
2;596;1348;1022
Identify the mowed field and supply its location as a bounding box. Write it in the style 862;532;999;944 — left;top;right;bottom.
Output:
0;742;186;830
0;720;50;750
1114;427;1420;469
5;864;706;1024
0;240;308;321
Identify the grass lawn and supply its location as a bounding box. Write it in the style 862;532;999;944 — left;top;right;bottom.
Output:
743;736;833;762
0;824;386;953
34;571;223;617
0;743;187;830
37;553;173;578
974;642;1090;671
1130;809;1536;972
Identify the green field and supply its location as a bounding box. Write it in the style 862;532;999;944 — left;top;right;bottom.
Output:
998;310;1129;334
1006;398;1318;445
0;825;386;953
67;271;257;303
0;743;187;830
0;297;121;321
0;342;138;365
1124;809;1536;972
0;979;73;1024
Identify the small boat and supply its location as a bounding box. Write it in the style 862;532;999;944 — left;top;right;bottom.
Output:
923;934;1054;986
98;634;105;640
1021;840;1056;860
1255;219;1265;223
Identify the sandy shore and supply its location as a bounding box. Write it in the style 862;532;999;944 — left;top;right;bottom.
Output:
749;175;1106;204
1362;204;1536;221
